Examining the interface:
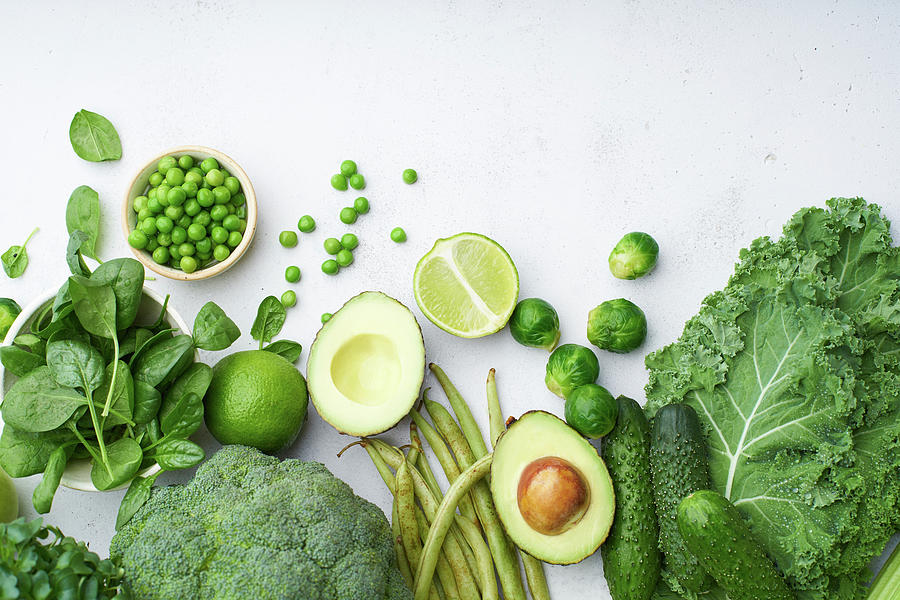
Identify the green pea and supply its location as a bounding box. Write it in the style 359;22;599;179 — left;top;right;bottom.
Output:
176;215;192;230
336;249;354;267
156;232;172;247
145;238;159;252
200;157;219;174
169;244;182;260
297;215;316;233
227;204;236;215
321;313;332;323
184;198;201;217
390;227;407;243
189;166;204;176
210;205;228;222
235;204;248;219
137;208;152;221
239;219;247;233
331;174;348;191
164;206;184;221
213;244;230;262
321;259;339;275
140;218;158;236
196;188;214;208
184;170;204;186
133;196;149;213
220;168;231;179
211;226;229;245
166;187;186;207
281;290;297;308
231;192;246;207
165;167;185;186
194;211;212;227
285;265;301;283
205;168;225;187
157;156;177;175
212;186;231;204
341;233;359;250
148;187;158;200
195;238;212;255
176;155;193;169
171;227;188;245
279;230;298;247
227;231;243;248
156;184;171;205
348;173;366;190
155;217;174;234
178;242;195;257
340;160;357;177
187;223;206;241
180;256;198;274
148;172;164;187
324;237;342;255
197;251;212;263
353;196;369;214
402;168;418;184
223;215;241;232
224;177;241;195
181;181;199;198
339;207;358;224
147;197;163;214
128;230;148;250
152;246;170;264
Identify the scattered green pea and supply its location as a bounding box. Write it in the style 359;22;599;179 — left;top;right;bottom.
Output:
336;249;354;267
341;233;359;250
348;173;366;190
340;160;357;177
279;230;298;248
339;207;358;224
353;196;369;214
298;215;316;233
390;227;407;243
322;259;339;275
281;290;297;308
402;169;418;184
321;313;332;323
324;238;342;255
285;265;301;283
331;174;348;191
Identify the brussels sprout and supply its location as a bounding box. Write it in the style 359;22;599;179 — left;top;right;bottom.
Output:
564;383;618;438
0;298;21;342
509;298;560;351
587;298;647;354
608;232;659;279
545;343;600;398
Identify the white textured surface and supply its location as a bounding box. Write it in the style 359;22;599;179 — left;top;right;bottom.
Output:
1;1;899;595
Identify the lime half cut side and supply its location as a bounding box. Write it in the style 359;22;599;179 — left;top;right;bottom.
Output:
413;232;519;338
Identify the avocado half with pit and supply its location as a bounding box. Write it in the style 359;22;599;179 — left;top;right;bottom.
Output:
491;411;615;564
307;291;426;436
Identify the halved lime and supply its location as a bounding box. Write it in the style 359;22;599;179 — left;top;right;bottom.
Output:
414;233;519;338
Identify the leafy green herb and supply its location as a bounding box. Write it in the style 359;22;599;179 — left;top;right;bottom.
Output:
116;474;159;530
91;437;142;490
67;275;117;339
193;301;241;351
68;109;122;162
262;339;303;363
0;367;85;432
2;227;38;278
161;363;212;422
133;380;162;425
45;332;106;391
66;185;101;260
250;296;286;349
152;438;204;470
159;392;203;440
0;428;73;478
132;334;194;388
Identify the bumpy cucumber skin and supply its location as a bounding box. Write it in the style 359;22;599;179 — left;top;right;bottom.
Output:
677;490;795;600
600;396;661;600
650;403;713;593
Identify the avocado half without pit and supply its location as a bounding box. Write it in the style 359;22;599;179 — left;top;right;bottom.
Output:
307;291;426;436
491;411;615;564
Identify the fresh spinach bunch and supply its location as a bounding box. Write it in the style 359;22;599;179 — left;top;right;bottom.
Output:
0;244;240;515
0;517;127;599
251;295;303;363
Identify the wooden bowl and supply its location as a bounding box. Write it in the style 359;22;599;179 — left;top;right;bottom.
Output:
122;146;257;281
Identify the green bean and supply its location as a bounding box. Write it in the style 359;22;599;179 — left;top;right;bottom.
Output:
410;421;443;500
398;460;424;579
522;557;551;600
414;454;494;600
417;510;461;600
486;368;505;447
393;496;415;590
455;515;499;600
430;364;489;459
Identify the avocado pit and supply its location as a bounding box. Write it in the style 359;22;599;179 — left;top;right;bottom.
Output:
517;456;590;536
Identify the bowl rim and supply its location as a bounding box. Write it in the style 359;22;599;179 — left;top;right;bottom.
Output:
0;284;193;492
122;145;258;281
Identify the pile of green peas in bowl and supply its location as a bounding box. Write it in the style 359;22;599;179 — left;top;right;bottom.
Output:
127;154;249;274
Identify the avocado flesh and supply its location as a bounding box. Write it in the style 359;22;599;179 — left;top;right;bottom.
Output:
307;291;426;436
491;410;615;564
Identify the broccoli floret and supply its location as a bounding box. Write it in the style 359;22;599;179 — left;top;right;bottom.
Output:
110;445;413;600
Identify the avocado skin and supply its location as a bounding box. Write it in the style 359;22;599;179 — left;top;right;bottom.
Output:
600;396;661;600
677;490;795;600
650;403;714;593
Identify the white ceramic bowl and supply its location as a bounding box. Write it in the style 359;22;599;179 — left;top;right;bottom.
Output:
0;285;193;491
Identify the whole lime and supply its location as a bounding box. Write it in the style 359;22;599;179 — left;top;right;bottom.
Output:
0;466;18;523
204;350;308;454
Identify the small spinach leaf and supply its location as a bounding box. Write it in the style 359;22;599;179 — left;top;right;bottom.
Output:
0;427;74;477
13;333;45;354
128;329;175;369
66;186;101;260
250;296;286;348
192;302;240;351
66;231;93;277
2;228;38;279
91;258;145;330
69;109;122;162
116;474;159;530
262;339;303;363
161;363;212;422
91;438;142;491
0;345;45;377
152;438;204;471
1;366;85;432
133;381;162;425
46;332;106;392
160;392;203;440
132;334;193;389
67;275;117;339
32;446;69;514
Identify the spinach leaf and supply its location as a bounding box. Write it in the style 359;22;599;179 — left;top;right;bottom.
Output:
53;280;71;314
0;345;45;377
65;186;101;260
67;275;117;339
2;228;38;279
152;438;204;470
150;294;170;331
119;327;152;359
161;363;212;422
160;392;203;440
132;334;193;389
13;333;45;354
192;302;240;351
46;332;105;392
0;427;74;478
133;381;162;425
95;361;134;427
128;329;174;369
91;438;142;491
91;258;145;330
262;339;303;363
30;302;54;335
1;366;85;432
34;305;78;341
32;446;69;514
66;231;93;277
116;474;159;530
68;109;122;162
250;296;286;348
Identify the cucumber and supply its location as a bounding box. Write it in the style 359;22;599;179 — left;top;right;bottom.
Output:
600;395;661;600
650;403;713;593
677;490;795;600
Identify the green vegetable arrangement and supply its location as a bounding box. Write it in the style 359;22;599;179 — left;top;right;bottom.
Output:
0;517;126;599
645;197;900;599
110;445;412;600
0;249;240;518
